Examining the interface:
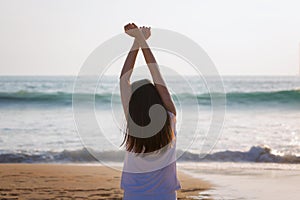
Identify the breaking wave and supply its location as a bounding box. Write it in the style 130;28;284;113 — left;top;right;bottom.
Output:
1;146;299;164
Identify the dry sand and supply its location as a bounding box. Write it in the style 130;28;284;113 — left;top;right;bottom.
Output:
0;164;213;200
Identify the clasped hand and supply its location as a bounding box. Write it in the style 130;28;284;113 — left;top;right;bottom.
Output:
124;23;151;40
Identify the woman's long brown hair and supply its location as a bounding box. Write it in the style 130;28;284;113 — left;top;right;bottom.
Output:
121;79;174;154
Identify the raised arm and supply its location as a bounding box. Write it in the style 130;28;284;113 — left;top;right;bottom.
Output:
136;27;177;116
119;24;140;117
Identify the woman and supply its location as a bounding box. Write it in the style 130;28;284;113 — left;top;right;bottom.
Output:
119;23;181;200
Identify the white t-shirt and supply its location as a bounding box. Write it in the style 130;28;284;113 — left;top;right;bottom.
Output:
121;111;181;197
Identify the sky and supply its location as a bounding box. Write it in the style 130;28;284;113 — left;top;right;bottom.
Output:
0;0;300;76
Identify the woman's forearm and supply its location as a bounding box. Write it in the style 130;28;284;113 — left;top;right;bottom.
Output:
135;35;166;88
120;39;140;80
136;33;177;115
120;39;139;117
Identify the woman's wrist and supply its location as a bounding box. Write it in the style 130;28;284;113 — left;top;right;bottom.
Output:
135;35;148;49
130;39;140;51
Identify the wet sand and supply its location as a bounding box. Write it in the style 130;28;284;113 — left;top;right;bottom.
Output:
0;164;213;200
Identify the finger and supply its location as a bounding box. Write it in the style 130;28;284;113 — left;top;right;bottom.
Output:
124;24;131;30
131;23;138;28
131;24;138;30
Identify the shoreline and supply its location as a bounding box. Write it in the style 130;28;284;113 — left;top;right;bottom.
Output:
0;164;213;200
178;162;300;200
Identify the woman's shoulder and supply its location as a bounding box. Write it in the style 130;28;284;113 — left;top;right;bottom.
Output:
167;111;176;131
167;110;176;118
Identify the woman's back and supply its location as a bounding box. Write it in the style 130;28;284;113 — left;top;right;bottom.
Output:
121;112;181;199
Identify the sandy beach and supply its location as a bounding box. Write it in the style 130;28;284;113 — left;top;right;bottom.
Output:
0;164;213;200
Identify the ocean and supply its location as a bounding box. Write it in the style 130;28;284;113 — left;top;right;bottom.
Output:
0;75;300;164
